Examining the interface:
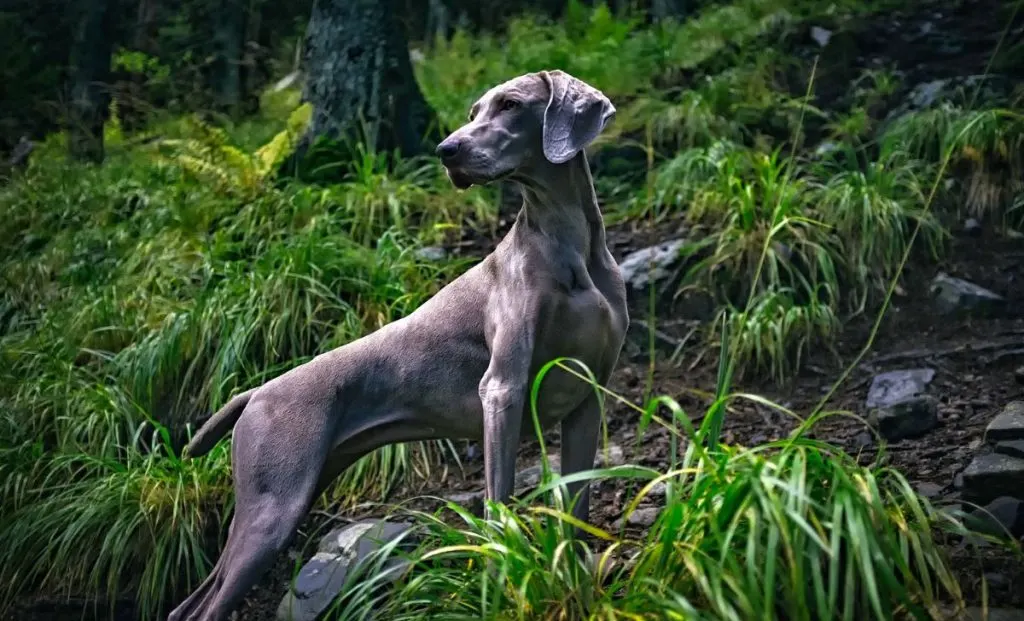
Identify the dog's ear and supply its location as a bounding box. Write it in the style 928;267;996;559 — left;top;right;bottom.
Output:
540;70;616;165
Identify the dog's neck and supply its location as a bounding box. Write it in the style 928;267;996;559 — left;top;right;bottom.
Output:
512;151;606;260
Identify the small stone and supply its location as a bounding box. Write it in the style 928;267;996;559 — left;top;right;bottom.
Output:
614;507;660;529
915;482;944;499
986;402;1024;442
852;431;874;449
595;443;626;468
628;507;659;527
814;141;840;157
929;272;1006;316
865;369;935;409
868;395;939;441
810;25;832;47
414;245;448;262
617;239;687;291
909;79;949;108
965;496;1024;539
514;465;545;493
446;490;485;516
956;607;1024;621
961;453;1024;505
995;440;1024;460
647;481;668;499
983;572;1011;590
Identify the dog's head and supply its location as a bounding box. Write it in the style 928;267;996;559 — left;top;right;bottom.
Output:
435;70;616;189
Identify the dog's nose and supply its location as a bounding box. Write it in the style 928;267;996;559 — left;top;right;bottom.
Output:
435;139;461;160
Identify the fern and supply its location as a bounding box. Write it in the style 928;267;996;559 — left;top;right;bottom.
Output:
152;103;313;198
255;103;313;178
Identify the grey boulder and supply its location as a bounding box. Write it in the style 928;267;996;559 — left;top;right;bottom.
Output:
277;519;415;621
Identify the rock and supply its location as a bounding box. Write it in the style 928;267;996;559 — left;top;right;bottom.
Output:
617;239;687;292
277;519;414;621
915;482;944;499
965;496;1024;539
814;141;840;157
852;430;874;449
647;481;668;499
909;79;948;108
614;507;660;529
961;453;1024;504
865;369;935;409
7;135;33;171
414;245;448;262
810;26;832;47
984;572;1011;590
868;395;939;441
446;490;485;516
930;272;1005;316
995;440;1024;460
514;465;545;493
955;608;1024;621
515;444;627;493
595;443;626;468
986;402;1024;443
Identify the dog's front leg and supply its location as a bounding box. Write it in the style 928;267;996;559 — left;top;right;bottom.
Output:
560;391;602;524
478;327;534;519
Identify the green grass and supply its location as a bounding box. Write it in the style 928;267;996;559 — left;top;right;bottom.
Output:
308;369;990;621
2;0;1024;617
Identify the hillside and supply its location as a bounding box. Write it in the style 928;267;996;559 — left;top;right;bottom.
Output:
2;0;1024;619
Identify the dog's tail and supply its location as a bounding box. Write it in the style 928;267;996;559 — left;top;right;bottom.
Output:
182;388;257;459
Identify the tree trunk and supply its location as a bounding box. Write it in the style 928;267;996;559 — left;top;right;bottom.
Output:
650;0;687;21
424;0;450;44
68;0;115;162
300;0;440;159
240;0;271;115
211;0;247;112
116;0;160;133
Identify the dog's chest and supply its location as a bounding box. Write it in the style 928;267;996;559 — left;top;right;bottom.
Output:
528;270;627;418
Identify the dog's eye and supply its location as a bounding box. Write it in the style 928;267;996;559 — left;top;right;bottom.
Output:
500;99;521;112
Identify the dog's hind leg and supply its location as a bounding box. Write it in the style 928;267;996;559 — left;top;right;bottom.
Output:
183;401;332;621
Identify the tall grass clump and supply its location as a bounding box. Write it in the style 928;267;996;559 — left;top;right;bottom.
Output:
881;103;1024;225
308;369;971;621
0;427;233;619
809;144;946;312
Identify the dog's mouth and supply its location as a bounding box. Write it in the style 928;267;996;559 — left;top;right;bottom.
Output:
443;166;514;190
445;168;477;190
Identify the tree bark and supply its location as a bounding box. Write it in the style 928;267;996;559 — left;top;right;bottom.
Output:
68;0;115;162
300;0;440;159
115;0;160;133
650;0;687;21
211;0;247;112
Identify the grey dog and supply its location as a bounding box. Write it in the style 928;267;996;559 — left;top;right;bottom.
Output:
167;69;628;621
